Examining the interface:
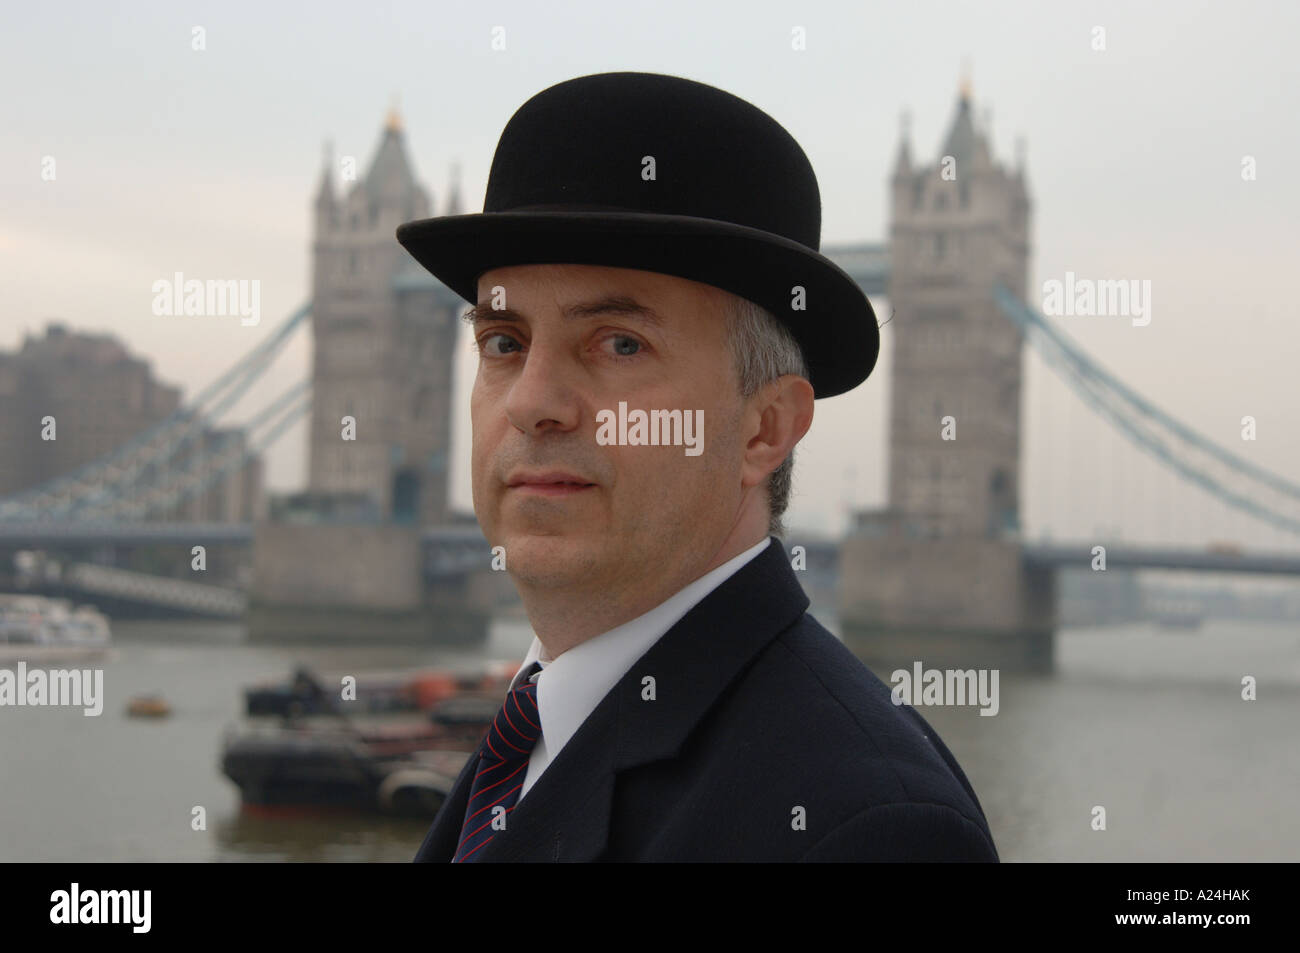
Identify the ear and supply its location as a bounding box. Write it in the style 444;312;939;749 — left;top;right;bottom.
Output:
740;374;814;490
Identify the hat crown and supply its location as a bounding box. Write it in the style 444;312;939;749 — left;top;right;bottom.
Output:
394;71;879;399
483;72;822;251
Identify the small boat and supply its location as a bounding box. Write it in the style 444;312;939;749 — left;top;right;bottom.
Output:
242;660;518;718
0;594;112;663
221;714;481;817
220;662;522;816
127;695;171;718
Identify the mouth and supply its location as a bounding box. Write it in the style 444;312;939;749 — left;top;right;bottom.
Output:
509;482;596;497
506;471;598;497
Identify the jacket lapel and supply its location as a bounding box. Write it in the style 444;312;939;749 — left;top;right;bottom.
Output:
473;535;809;862
412;735;483;862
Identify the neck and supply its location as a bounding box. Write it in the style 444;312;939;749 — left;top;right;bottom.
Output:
522;527;768;659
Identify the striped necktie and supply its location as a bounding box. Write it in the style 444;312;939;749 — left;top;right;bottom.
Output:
452;660;544;862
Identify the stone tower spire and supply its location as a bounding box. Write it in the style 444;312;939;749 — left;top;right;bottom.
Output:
444;161;463;215
315;140;336;231
364;103;423;214
892;110;913;180
940;86;977;170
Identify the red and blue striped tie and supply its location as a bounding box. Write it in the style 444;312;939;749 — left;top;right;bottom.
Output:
452;661;544;862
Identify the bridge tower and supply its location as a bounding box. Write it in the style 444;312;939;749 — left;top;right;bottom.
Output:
886;82;1031;539
248;108;489;644
840;83;1057;671
308;106;456;525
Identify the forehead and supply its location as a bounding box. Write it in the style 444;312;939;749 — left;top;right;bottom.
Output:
471;263;731;336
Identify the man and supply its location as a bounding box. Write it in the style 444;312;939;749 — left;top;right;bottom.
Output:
397;71;997;862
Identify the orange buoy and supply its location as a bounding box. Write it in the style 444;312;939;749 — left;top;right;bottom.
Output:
127;695;171;718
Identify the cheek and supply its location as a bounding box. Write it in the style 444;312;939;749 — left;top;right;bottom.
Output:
699;401;740;466
469;396;499;482
468;416;484;467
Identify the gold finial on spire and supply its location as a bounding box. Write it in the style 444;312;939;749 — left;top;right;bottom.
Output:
959;58;972;101
385;93;403;133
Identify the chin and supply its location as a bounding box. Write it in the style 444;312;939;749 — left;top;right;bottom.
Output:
500;529;600;585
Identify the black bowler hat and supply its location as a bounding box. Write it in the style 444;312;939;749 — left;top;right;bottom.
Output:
396;71;879;399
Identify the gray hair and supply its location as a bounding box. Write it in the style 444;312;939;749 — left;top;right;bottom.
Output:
722;292;810;538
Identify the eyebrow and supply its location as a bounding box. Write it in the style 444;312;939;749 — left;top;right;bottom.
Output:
461;294;666;330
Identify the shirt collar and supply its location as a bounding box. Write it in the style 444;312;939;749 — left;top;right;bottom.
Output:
510;536;773;759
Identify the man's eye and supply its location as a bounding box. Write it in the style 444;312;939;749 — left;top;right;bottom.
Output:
607;335;642;358
479;333;521;356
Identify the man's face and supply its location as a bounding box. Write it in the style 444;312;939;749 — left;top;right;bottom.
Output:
468;263;751;594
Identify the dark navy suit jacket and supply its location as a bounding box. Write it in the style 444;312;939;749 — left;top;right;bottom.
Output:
414;535;998;862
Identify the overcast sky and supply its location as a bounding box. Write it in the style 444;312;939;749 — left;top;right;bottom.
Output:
3;0;1298;553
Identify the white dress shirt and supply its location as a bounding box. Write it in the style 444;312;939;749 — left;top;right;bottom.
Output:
509;535;771;802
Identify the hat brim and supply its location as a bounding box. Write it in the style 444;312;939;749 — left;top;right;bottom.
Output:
395;211;879;399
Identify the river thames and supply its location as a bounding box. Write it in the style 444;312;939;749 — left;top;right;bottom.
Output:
1;615;1297;861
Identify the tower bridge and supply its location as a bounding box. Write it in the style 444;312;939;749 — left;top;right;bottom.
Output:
5;88;1299;665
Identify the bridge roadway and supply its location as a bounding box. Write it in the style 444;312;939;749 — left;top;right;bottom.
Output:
1022;542;1300;576
5;522;1300;576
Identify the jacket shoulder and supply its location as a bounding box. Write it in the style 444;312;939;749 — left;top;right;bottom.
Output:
728;612;997;852
798;800;998;862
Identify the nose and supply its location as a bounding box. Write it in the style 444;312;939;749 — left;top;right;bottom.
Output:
503;334;584;436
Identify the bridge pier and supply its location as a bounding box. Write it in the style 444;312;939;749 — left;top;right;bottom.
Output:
248;521;489;645
839;534;1058;673
246;601;486;644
